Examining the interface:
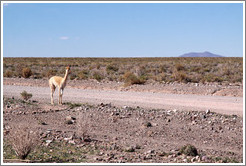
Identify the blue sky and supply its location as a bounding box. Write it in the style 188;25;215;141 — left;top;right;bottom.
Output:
3;2;244;57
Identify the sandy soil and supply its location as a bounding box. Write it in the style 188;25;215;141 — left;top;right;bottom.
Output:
3;84;243;117
3;78;243;116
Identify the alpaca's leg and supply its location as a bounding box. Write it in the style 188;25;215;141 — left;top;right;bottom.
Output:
50;84;55;105
58;88;62;105
60;89;63;104
58;88;60;104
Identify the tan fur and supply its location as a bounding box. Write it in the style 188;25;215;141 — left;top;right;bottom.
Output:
49;66;70;105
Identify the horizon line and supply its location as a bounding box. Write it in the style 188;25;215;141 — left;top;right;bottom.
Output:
3;56;243;58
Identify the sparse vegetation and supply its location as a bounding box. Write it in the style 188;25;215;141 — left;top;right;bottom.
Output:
22;67;32;78
3;57;243;84
76;112;93;141
92;72;104;82
179;144;198;157
122;72;146;86
4;70;14;78
106;64;119;73
20;91;32;101
77;70;89;80
64;102;82;109
8;125;39;160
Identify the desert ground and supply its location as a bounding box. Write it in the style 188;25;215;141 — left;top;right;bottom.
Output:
3;77;243;163
2;57;244;163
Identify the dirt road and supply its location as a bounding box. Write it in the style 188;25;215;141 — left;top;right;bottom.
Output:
3;85;243;116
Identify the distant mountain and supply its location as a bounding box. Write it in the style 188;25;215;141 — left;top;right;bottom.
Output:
179;51;224;57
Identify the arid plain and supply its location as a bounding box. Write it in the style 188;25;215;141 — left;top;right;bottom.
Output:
2;57;243;163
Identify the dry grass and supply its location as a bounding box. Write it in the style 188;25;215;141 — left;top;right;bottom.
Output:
20;90;33;101
8;125;39;160
22;67;32;78
3;57;243;84
76;112;92;141
122;71;146;86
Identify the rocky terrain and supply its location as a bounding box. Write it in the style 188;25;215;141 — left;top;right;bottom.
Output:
3;96;243;163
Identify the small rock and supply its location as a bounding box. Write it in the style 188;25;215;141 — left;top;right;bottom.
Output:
46;140;53;143
65;120;74;124
41;122;47;125
206;109;210;114
152;123;158;127
94;157;102;161
201;156;209;161
200;114;206;119
191;121;197;125
66;116;76;121
191;157;196;162
135;144;141;149
125;146;135;152
123;106;128;109
45;140;53;146
99;152;104;156
146;150;155;154
145;122;152;127
64;135;73;141
68;140;75;144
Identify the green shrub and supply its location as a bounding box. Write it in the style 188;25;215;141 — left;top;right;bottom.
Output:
92;72;104;82
22;67;32;78
179;144;198;156
172;71;191;83
154;73;166;82
122;72;146;86
20;91;32;101
77;70;89;80
160;65;167;73
106;64;119;73
175;63;185;71
4;70;13;77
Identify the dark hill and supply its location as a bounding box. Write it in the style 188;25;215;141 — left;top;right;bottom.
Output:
179;51;224;57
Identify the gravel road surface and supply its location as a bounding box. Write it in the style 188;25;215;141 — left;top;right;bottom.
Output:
3;85;243;116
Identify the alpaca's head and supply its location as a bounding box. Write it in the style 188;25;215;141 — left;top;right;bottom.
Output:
66;66;70;71
65;66;70;74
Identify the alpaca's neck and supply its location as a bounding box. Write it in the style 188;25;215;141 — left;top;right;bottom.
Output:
63;69;69;82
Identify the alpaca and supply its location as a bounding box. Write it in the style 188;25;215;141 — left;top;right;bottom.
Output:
49;66;70;105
